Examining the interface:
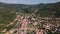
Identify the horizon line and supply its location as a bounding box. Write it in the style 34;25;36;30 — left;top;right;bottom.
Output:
0;1;60;5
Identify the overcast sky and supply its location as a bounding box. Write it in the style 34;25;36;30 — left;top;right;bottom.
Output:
0;0;60;4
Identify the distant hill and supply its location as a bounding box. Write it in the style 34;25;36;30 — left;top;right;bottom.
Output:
36;2;60;17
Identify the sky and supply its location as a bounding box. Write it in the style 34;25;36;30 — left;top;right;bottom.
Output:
0;0;60;4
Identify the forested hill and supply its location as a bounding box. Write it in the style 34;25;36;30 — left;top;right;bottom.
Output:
35;2;60;17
